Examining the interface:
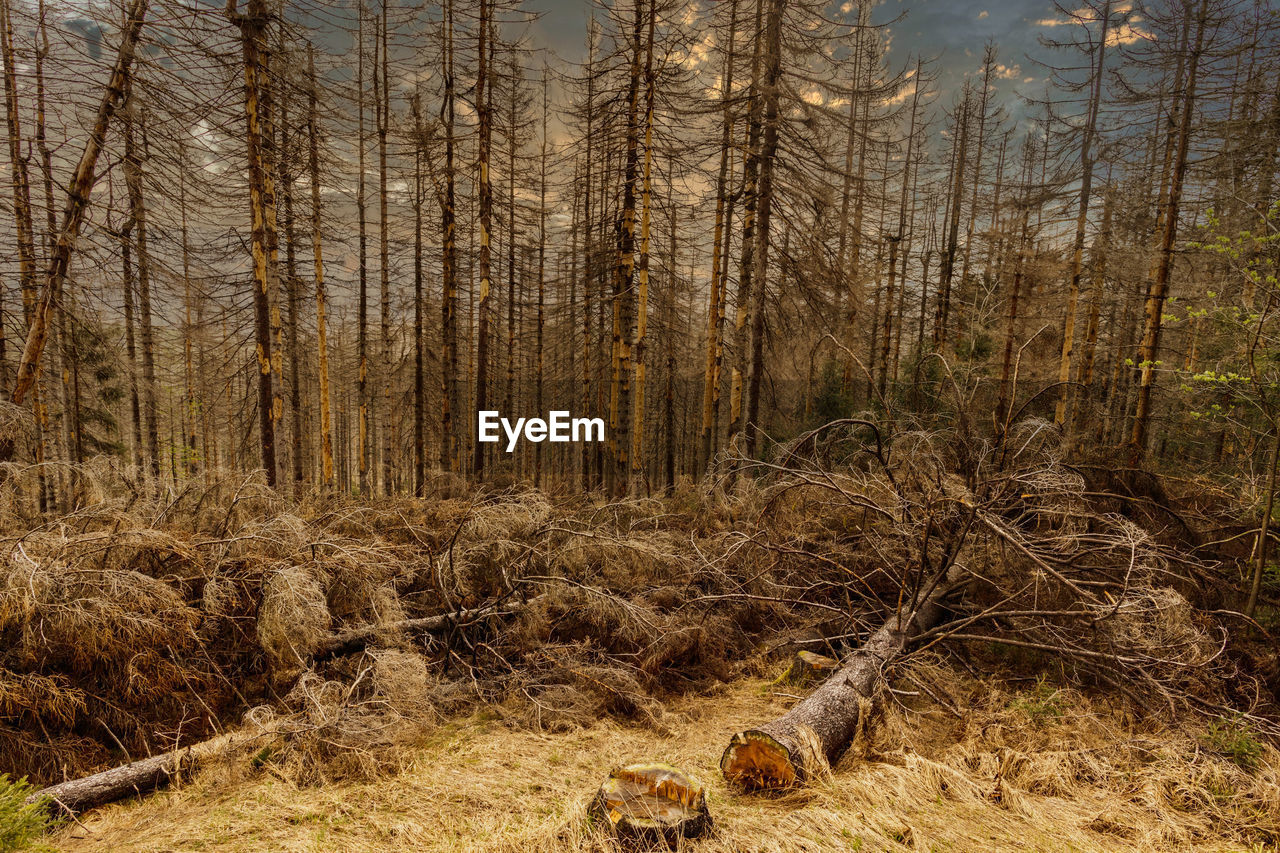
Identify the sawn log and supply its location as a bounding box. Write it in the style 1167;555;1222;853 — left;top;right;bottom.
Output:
721;576;957;789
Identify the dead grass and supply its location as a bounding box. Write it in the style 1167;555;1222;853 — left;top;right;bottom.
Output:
53;672;1279;853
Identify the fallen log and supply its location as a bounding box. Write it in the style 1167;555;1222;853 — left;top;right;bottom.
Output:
588;762;712;844
24;598;536;816
721;576;958;789
27;734;233;816
311;596;538;662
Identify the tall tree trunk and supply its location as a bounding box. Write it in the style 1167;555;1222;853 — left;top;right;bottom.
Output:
121;219;143;470
473;0;493;479
177;137;199;478
579;18;596;492
356;1;370;493
609;0;644;497
1072;185;1112;441
377;0;392;495
279;32;305;492
228;0;282;487
535;68;548;487
1130;0;1209;461
440;0;458;473
933;90;969;351
307;45;334;490
413;89;426;495
699;0;737;476
122;86;160;479
729;0;765;443
1055;1;1111;429
741;0;784;457
0;0;36;325
630;0;656;497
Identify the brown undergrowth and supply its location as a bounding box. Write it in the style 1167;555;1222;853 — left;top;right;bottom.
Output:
52;670;1280;852
1;425;1277;826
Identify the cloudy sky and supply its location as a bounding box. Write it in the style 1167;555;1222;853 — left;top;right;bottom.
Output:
521;0;1091;103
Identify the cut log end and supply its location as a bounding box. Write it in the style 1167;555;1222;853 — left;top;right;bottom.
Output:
720;730;800;789
588;762;712;843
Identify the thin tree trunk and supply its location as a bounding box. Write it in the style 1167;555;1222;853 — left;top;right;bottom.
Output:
933;90;969;350
699;0;737;476
377;0;392;495
1130;0;1209;461
741;0;785;456
729;0;765;442
473;0;493;479
1055;1;1111;428
630;0;656;497
356;2;370;493
440;0;458;473
535;68;548;487
609;0;644;497
279;31;305;492
122;88;159;479
412;89;426;495
306;45;334;490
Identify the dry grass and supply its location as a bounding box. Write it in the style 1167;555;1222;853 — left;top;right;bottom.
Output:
53;671;1279;853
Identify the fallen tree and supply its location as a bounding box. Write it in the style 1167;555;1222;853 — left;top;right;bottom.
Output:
721;568;960;789
27;735;232;816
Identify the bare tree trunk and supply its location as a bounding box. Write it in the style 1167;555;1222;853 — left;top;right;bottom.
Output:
630;0;656;497
1130;0;1209;461
535;68;548;487
700;0;737;477
933;90;969;351
1055;1;1111;428
722;566;959;789
1073;186;1112;441
472;0;493;479
609;0;644;498
278;32;305;493
729;0;765;443
440;0;458;473
377;0;392;495
741;0;784;457
356;1;370;493
412;89;426;495
580;18;596;492
122;89;159;480
307;46;334;490
228;0;281;488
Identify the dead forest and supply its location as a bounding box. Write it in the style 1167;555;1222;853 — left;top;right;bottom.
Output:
1;0;1279;848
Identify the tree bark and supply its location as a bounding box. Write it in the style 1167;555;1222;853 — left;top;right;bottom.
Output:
741;0;785;457
472;0;493;479
306;46;335;490
721;573;957;789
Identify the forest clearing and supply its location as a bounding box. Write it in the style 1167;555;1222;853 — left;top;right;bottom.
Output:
1;0;1279;848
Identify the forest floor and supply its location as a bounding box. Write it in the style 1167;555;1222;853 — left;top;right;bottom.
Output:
51;670;1276;853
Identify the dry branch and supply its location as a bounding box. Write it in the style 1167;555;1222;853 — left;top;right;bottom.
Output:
311;596;538;662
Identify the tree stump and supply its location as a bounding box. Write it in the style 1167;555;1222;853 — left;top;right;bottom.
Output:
775;650;839;687
588;762;712;844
